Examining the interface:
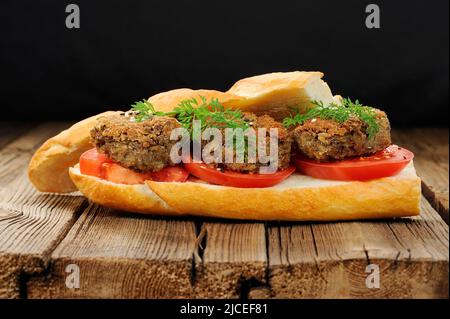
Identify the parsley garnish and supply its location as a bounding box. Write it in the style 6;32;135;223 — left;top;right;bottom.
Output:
283;98;380;139
130;96;249;136
130;100;165;122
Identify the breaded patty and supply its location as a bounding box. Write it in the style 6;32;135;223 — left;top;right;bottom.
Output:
292;109;391;161
91;112;292;174
91;113;181;172
208;113;293;173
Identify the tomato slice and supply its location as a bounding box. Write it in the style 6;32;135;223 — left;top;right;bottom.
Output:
150;166;190;182
79;148;189;184
102;163;154;185
79;148;112;178
102;163;189;184
184;163;296;188
294;145;414;181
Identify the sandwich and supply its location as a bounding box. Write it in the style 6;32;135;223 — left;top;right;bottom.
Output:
28;71;421;221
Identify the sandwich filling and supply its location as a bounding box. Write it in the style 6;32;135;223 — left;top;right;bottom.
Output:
81;97;414;187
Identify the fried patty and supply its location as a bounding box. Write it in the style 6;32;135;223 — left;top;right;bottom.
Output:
292;109;391;161
208;113;292;173
91;112;292;174
91;114;181;172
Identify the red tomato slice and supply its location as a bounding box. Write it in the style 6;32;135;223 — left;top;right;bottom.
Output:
102;162;153;185
184;163;296;188
294;145;414;181
80;148;189;184
79;148;111;178
150;166;190;182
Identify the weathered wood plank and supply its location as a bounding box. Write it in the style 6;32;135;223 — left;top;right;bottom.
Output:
0;122;88;299
27;205;198;298
0;123;70;189
0;122;35;150
194;222;267;298
392;128;449;223
268;196;449;298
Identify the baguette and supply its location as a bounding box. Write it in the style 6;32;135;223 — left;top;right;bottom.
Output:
68;163;421;221
28;71;421;221
148;88;243;113
69;165;177;215
28;111;121;192
227;71;335;121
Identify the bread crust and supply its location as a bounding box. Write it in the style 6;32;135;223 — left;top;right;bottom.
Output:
69;166;178;215
148;88;243;113
69;163;421;221
28;111;121;192
229;71;324;97
227;71;335;120
147;72;335;121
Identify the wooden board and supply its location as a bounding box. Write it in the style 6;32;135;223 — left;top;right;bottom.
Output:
0;125;448;299
0;123;67;189
27;206;198;298
0;122;35;150
267;197;448;298
393;128;449;223
194;222;267;298
0;122;87;298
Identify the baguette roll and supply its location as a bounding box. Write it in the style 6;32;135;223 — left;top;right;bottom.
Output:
69;165;177;215
28;111;121;193
28;71;421;221
68;163;421;221
148;88;243;113
226;71;335;120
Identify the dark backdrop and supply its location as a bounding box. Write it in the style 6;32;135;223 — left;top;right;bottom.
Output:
1;0;448;126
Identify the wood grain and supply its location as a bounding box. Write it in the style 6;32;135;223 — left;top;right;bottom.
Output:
0;122;88;298
268;196;449;298
393;128;449;223
0;122;35;150
194;222;267;298
27;205;198;298
0;123;69;189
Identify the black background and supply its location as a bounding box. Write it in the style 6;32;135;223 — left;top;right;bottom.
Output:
1;0;448;126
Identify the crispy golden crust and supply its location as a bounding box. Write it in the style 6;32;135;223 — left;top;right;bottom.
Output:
148;88;243;113
69;166;179;215
147;72;335;121
28;111;121;193
229;71;324;96
146;165;421;221
227;71;335;120
69;162;420;221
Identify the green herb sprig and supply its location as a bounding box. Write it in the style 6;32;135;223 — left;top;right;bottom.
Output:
130;96;249;136
283;98;380;139
130;100;166;122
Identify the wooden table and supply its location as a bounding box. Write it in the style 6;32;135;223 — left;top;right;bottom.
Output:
0;123;448;299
